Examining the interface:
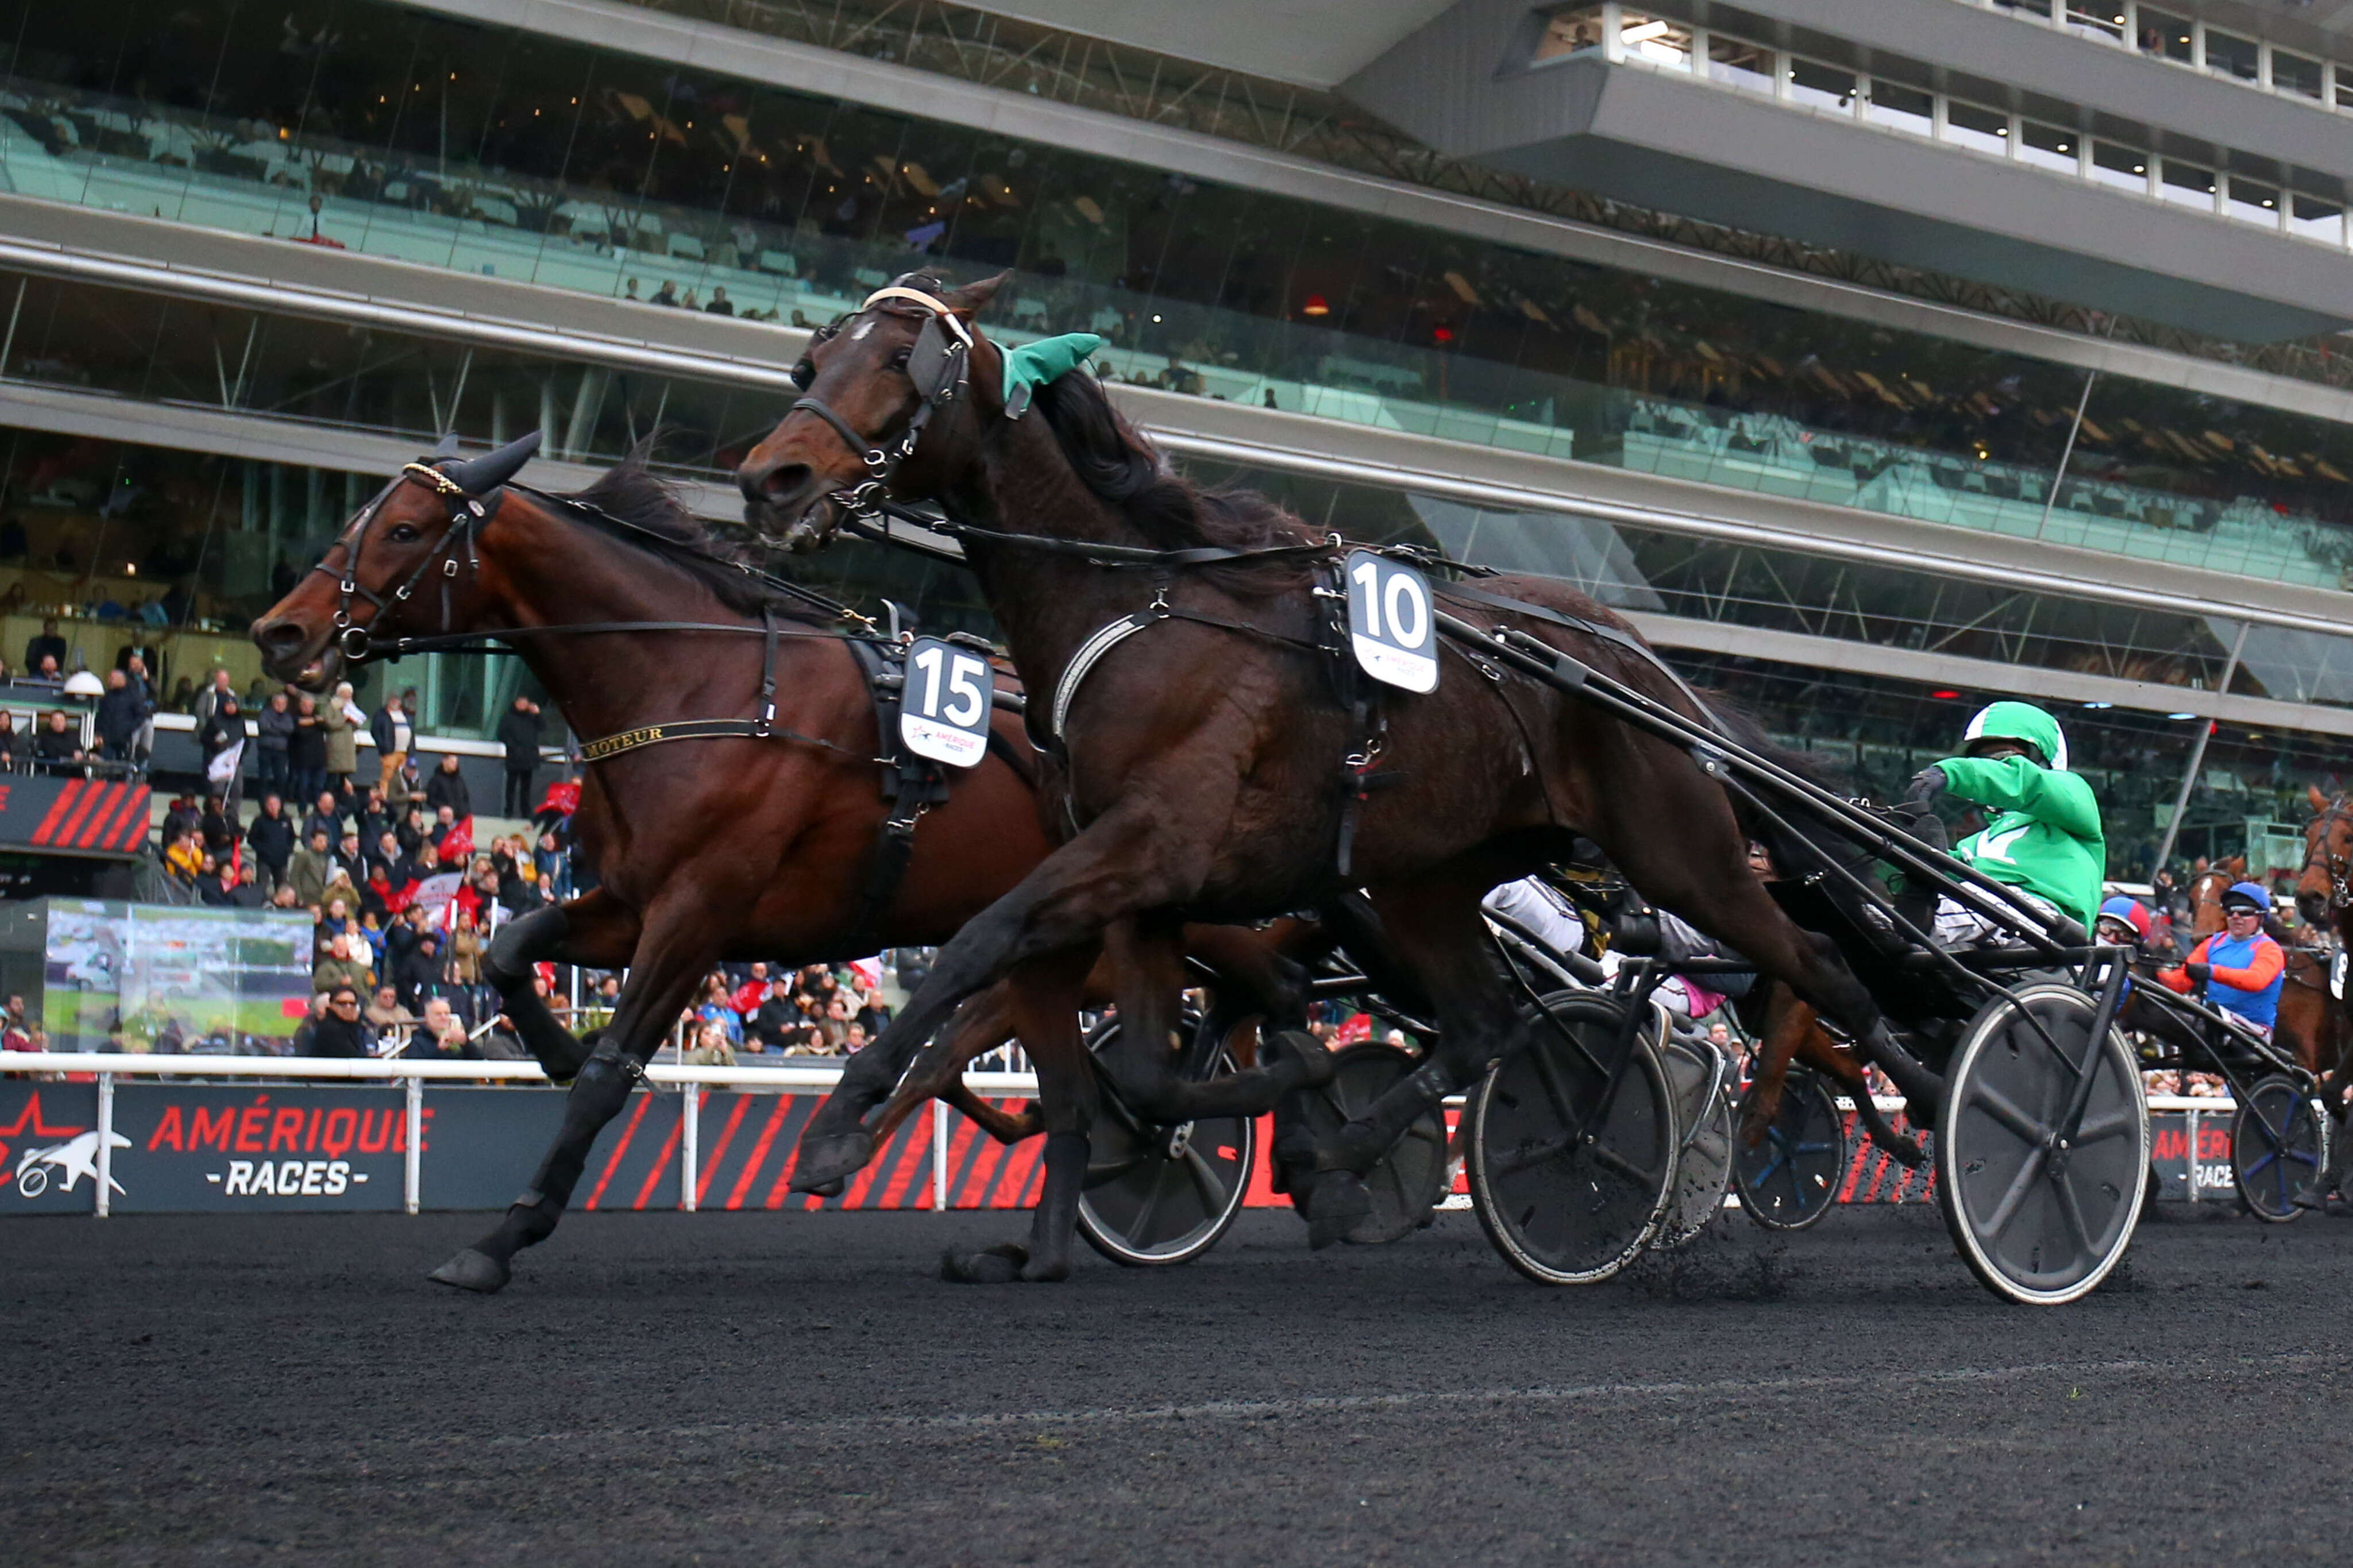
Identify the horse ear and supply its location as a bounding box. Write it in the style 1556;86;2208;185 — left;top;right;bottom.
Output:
2228;855;2247;875
946;271;1011;321
2311;783;2331;813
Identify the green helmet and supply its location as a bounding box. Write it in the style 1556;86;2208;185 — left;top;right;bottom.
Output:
1961;700;2067;771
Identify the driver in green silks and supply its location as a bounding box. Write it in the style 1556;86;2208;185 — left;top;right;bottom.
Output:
1903;700;2106;942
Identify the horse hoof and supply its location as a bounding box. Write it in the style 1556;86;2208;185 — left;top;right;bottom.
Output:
940;1242;1028;1284
1304;1172;1372;1250
1889;1134;1927;1169
1265;1030;1337;1091
1020;1255;1071;1284
806;1178;846;1199
790;1131;877;1192
427;1249;511;1294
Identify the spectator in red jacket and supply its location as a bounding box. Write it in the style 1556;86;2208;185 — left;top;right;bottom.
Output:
731;961;775;1019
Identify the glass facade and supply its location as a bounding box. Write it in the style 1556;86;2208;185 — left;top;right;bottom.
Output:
7;0;2353;591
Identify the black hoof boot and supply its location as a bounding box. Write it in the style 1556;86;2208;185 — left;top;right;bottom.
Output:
940;1242;1028;1284
1302;1171;1372;1250
1263;1030;1337;1091
428;1248;512;1294
790;1130;877;1193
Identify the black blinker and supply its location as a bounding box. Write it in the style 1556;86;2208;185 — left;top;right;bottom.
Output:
789;357;816;391
905;315;959;402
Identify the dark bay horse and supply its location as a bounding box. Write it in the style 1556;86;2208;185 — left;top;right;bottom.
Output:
252;438;1322;1289
738;271;1934;1266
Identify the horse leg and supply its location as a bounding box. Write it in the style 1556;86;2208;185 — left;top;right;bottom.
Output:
866;982;1036;1148
1296;872;1537;1249
481;891;639;1081
1090;914;1333;1123
1599;798;1942;1117
428;898;712;1293
792;804;1220;1189
1795;1026;1923;1167
941;946;1100;1284
1735;983;1807;1153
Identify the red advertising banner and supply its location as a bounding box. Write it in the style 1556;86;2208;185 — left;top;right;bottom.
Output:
0;777;151;856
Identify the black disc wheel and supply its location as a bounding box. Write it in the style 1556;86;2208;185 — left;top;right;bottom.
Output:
1656;1034;1735;1249
1468;991;1678;1285
1294;1042;1449;1244
1731;1066;1848;1232
1937;983;2149;1306
2231;1076;2327;1223
1075;1021;1255;1267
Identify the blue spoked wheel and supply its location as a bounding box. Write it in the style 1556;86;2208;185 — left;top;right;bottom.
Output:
2231;1076;2328;1224
1731;1065;1847;1232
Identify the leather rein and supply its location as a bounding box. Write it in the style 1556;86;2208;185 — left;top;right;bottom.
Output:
313;457;900;765
780;289;1721;750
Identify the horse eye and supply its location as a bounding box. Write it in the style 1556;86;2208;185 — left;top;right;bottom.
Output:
387;523;422;543
889;348;912;370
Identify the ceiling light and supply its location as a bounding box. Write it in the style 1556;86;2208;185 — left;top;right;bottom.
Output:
1302;295;1330;317
1622;20;1671;44
2167;712;2198;721
2081;701;2111;709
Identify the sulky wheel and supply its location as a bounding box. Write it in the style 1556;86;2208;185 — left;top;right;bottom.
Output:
2231;1076;2328;1223
1655;1032;1735;1249
1294;1042;1449;1245
1937;982;2150;1306
1732;1064;1849;1232
1075;1019;1256;1267
1468;990;1678;1285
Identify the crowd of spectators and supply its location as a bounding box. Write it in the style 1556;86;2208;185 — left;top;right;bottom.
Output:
678;960;899;1065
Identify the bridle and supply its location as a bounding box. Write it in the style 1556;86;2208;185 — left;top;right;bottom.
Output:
313;460;492;663
782;285;973;527
2302;797;2353;912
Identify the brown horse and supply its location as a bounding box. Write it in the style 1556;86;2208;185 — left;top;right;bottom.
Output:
739;271;1938;1269
251;439;1324;1290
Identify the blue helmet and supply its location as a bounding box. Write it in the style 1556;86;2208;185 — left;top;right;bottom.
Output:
2221;881;2270;913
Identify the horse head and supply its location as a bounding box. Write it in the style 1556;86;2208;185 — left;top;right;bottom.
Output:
735;271;1009;552
251;432;542;688
2296;783;2353;929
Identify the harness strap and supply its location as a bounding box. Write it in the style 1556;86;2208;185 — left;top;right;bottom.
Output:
1437;581;1725;732
348;620;873;662
755;608;781;737
1047;612;1159;747
577;717;860;764
790;397;884;469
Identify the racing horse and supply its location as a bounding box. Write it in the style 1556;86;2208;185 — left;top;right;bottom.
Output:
251;437;1325;1291
738;271;1947;1271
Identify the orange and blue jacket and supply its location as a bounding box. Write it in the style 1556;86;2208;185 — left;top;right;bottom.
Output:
2158;931;2285;1029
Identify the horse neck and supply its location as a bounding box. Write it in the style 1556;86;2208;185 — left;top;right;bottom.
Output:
473;498;750;741
952;416;1167;666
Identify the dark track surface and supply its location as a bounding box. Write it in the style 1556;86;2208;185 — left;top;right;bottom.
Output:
7;1202;2348;1566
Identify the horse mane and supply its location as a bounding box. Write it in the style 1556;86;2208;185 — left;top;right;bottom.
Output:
1028;365;1316;568
537;458;813;620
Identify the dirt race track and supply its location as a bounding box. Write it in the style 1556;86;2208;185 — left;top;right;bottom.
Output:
6;1203;2349;1566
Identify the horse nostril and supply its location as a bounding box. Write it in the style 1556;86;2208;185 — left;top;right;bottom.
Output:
763;463;811;502
256;619;306;656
